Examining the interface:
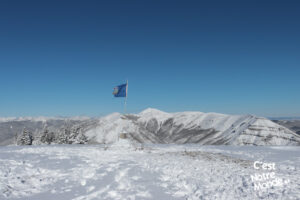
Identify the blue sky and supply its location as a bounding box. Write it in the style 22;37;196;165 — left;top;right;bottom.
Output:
0;0;299;117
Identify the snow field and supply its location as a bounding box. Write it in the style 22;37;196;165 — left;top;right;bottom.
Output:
0;144;299;200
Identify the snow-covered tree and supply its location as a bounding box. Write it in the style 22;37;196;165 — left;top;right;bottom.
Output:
68;126;88;144
17;129;33;145
74;128;88;144
29;122;88;145
40;128;55;144
56;127;70;144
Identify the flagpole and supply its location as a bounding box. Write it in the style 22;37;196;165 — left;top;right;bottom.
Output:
124;80;128;114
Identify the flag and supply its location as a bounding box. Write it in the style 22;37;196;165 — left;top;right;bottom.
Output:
113;83;127;97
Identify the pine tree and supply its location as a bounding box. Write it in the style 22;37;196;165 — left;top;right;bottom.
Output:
75;127;88;144
56;127;70;144
40;127;55;144
17;129;33;145
69;126;80;144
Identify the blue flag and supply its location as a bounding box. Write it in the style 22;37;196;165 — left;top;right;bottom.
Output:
113;83;127;97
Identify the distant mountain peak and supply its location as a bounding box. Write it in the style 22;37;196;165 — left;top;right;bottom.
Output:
139;108;167;115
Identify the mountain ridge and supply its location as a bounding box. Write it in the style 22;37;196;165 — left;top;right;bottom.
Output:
85;109;300;146
0;108;299;146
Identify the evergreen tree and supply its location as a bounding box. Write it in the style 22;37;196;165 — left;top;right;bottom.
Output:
40;127;55;144
17;129;33;145
56;127;70;144
74;127;88;144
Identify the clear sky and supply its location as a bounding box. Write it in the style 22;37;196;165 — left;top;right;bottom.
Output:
0;0;299;117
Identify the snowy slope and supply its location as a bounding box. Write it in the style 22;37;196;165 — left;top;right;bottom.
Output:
85;108;300;146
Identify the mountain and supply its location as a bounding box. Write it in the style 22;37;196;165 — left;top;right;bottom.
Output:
1;108;299;146
85;108;300;146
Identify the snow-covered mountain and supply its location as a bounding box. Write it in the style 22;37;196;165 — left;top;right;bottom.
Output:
1;108;299;146
85;108;300;146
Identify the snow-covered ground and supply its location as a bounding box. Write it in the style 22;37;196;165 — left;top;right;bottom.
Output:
1;141;299;200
